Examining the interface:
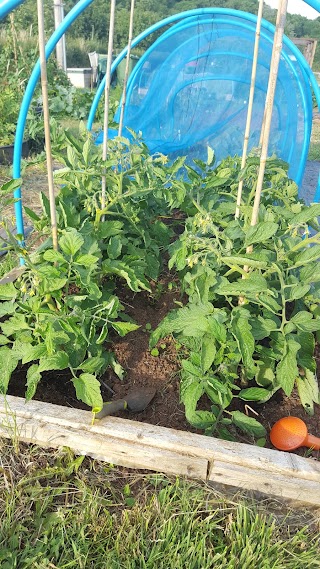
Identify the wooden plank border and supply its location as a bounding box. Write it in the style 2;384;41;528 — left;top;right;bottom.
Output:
0;395;320;505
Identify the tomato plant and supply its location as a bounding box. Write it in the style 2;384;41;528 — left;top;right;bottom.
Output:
150;154;320;440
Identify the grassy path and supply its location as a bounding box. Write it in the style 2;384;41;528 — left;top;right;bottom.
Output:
0;438;319;569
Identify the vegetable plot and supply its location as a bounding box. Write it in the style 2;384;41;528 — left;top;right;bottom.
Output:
0;131;319;442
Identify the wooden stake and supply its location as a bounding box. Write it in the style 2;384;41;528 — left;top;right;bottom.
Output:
37;0;58;251
259;0;285;147
235;0;264;220
250;0;288;231
118;0;135;137
101;0;116;213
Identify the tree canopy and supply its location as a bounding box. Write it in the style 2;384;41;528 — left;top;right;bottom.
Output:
2;0;320;67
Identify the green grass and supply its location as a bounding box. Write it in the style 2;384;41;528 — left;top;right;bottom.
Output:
0;439;319;569
308;118;320;161
0;250;16;278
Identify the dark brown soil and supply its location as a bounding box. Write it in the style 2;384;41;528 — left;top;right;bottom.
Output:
7;275;320;461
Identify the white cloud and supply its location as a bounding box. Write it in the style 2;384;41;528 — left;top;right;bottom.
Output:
264;0;319;19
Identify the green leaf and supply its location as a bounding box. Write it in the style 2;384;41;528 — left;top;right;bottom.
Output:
22;343;47;365
24;206;41;222
0;283;17;300
96;325;108;345
149;304;211;347
168;241;188;271
77;356;106;374
74;254;99;267
181;359;203;378
59;228;84;256
231;309;256;375
67;144;78;168
37;265;60;278
201;335;216;372
258;293;282;314
290;204;320;225
238;387;271;401
297;331;315;372
245;222;278;246
107;236;122;259
112;322;140;337
38;352;69;373
207;316;227;344
44;326;69;356
221;255;268;269
42;277;67;293
296;369;319;414
0;346;20;393
294;245;320;266
286;283;310;301
43;249;66;264
291;311;320;332
73;373;103;410
0;301;17;318
216;275;269;296
231;410;266;438
40;191;51;218
276;339;300;396
0;334;10;345
207;146;215;166
1;178;22;194
1;314;29;337
97;221;123;239
250;316;279;340
26;364;42;400
181;381;215;429
102;260;150;292
256;363;275;387
300;262;320;283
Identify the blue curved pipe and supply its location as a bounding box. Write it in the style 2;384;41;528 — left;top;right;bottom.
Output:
0;0;24;20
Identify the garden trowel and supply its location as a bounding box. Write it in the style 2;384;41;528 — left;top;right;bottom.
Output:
95;386;156;421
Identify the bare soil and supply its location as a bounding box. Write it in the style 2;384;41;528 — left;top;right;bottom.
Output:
7;273;320;461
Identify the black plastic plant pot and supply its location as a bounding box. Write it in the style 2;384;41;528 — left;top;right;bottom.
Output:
0;139;31;165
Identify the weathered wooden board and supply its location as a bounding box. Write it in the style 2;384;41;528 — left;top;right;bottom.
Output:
0;395;319;505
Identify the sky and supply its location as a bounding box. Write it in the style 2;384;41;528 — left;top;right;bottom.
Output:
264;0;319;19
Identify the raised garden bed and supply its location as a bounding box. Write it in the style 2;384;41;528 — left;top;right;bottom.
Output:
1;394;320;506
1;142;320;507
1;281;320;507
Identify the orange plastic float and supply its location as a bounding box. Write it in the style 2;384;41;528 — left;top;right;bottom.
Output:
270;416;320;451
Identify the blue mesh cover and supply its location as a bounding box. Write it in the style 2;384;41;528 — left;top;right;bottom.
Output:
97;13;313;185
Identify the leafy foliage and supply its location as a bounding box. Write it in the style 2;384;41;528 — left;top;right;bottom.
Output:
1;131;320;442
0;129;185;410
151;154;320;440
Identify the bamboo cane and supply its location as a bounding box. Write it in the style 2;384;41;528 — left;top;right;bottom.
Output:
250;0;288;231
259;0;284;146
235;0;264;220
37;0;58;251
118;0;135;137
101;0;116;213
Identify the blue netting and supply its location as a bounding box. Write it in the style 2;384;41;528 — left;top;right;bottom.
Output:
96;12;314;187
